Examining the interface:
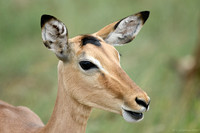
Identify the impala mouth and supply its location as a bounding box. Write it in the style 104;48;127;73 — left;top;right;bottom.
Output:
122;108;144;122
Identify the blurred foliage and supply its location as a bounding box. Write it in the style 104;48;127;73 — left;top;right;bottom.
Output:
0;0;200;132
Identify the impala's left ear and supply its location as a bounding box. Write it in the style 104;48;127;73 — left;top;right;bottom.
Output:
94;11;150;46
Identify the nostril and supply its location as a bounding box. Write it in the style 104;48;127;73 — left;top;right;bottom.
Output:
135;97;149;109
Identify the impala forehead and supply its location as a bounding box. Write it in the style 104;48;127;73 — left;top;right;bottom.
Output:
71;35;120;63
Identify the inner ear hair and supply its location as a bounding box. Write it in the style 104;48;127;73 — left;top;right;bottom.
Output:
94;11;150;46
41;14;70;61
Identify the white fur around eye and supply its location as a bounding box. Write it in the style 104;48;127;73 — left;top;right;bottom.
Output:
79;56;108;74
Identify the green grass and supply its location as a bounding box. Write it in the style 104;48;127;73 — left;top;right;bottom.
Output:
0;0;200;132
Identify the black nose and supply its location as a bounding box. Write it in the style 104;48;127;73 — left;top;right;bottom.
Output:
135;97;150;110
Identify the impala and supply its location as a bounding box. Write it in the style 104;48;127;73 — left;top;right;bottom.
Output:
0;11;150;133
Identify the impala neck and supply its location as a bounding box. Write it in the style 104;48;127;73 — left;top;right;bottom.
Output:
40;62;92;133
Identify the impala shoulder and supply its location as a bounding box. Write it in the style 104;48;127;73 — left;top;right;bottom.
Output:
17;106;44;125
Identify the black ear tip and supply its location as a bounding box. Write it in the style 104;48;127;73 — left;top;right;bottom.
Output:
40;14;56;28
140;11;150;24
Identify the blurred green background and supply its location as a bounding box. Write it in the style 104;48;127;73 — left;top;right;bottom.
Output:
0;0;200;132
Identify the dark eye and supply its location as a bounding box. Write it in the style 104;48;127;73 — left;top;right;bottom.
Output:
79;61;98;70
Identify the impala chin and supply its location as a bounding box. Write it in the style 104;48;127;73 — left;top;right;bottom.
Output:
121;105;144;122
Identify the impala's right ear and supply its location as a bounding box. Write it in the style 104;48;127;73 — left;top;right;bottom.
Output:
41;15;71;61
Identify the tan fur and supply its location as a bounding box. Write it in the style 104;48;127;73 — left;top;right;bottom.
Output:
94;21;118;39
0;100;44;133
0;12;150;133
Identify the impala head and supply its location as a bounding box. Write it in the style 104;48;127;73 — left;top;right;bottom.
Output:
40;11;150;122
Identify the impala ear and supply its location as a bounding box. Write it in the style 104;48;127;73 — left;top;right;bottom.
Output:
41;14;71;61
94;11;150;46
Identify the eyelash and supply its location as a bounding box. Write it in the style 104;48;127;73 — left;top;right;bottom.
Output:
79;61;98;71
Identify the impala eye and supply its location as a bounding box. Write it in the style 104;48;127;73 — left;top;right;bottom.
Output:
79;61;98;70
